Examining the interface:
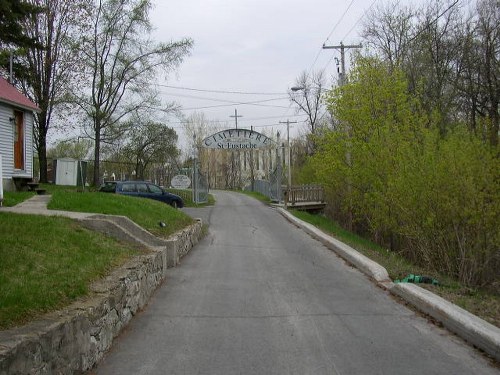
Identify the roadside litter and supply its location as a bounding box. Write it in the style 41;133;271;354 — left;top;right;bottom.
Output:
395;274;439;285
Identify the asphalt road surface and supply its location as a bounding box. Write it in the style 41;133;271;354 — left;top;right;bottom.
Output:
92;191;498;375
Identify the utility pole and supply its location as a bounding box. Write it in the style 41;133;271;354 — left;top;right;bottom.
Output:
322;42;362;85
323;42;361;230
279;119;297;198
229;109;242;129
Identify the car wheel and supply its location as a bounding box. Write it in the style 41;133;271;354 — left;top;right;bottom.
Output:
171;201;178;209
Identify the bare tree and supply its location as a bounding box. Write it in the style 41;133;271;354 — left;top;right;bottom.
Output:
6;0;92;182
362;1;416;70
289;70;327;138
475;0;499;146
74;0;193;186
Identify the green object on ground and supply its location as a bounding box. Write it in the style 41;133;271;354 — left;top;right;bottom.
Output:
395;274;439;286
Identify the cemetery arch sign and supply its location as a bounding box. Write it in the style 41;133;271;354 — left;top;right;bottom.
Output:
201;128;274;150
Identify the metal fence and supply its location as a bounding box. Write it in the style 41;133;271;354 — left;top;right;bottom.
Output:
244;163;283;202
192;167;209;204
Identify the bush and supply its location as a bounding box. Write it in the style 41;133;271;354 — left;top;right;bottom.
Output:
309;57;500;288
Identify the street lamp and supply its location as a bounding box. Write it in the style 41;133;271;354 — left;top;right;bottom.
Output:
290;86;305;92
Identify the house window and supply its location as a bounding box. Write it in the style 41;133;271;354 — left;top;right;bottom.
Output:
13;110;24;170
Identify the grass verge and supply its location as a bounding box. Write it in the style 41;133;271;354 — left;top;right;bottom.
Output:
291;210;500;328
239;190;272;204
0;212;142;330
168;188;216;207
1;191;35;207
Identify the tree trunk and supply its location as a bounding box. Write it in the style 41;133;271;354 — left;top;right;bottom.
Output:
93;122;101;186
38;141;48;183
489;101;499;147
35;112;49;183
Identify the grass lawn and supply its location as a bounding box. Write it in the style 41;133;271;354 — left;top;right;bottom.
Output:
48;190;194;238
0;213;142;330
290;210;500;328
1;191;35;207
0;184;198;329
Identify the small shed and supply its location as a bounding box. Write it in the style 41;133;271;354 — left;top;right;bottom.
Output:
54;158;87;187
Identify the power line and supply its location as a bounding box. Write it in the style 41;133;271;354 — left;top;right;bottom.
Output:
324;0;357;43
342;0;378;40
407;0;460;43
305;0;357;78
157;83;285;96
180;100;291;111
160;91;289;105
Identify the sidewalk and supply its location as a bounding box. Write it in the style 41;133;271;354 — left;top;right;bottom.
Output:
1;194;94;219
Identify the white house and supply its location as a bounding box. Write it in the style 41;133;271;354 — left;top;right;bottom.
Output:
0;76;40;192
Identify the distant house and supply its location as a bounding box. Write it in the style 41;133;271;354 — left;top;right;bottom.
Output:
0;76;40;192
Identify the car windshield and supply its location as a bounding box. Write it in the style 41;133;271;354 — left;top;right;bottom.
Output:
100;182;117;192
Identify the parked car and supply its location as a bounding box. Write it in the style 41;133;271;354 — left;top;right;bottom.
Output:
99;181;184;208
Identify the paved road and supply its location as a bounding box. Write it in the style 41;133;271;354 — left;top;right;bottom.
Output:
92;191;497;375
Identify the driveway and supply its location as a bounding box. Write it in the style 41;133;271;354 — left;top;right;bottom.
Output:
92;191;497;374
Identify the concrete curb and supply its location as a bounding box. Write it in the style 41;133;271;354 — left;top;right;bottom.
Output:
392;283;500;362
276;207;500;362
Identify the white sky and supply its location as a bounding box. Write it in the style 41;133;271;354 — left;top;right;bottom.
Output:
151;0;374;143
149;0;434;149
48;0;451;152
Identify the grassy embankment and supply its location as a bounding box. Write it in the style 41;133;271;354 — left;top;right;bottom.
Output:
0;184;196;329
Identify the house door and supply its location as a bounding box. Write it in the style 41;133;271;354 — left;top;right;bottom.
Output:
14;110;24;170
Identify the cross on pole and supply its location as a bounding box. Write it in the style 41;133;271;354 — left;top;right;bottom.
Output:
229;109;242;129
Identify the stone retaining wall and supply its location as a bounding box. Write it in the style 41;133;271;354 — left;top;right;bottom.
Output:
0;220;203;375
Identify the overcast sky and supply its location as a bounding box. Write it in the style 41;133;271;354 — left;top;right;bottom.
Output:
150;0;376;142
149;0;441;147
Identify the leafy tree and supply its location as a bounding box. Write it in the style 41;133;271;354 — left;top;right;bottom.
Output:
47;138;93;160
314;55;499;287
0;0;42;49
73;0;193;186
121;118;179;181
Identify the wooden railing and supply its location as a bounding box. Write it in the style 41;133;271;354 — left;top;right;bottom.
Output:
285;184;325;211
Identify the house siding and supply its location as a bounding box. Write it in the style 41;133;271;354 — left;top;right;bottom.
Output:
0;102;34;191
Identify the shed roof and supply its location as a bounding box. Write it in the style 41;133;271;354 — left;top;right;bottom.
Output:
0;76;40;112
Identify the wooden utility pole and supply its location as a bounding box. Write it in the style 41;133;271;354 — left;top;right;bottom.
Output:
279;119;297;189
322;42;362;85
